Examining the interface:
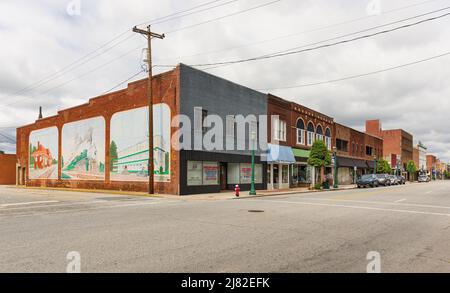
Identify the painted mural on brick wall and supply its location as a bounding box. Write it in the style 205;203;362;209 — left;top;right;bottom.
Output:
110;104;171;182
29;127;58;180
61;117;105;181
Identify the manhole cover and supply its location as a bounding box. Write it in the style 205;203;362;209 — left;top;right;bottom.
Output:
248;210;265;213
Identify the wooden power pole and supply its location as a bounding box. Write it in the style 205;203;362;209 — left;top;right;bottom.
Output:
132;25;165;194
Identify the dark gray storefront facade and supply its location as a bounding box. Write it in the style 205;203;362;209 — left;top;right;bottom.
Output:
178;64;268;195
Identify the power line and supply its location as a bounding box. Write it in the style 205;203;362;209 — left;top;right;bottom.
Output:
148;0;241;26
1;45;143;109
155;0;442;63
102;69;146;95
0;131;16;144
2;0;233;102
166;0;283;34
257;51;450;90
187;10;450;68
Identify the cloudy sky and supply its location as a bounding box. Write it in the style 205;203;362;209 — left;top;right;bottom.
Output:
0;0;449;161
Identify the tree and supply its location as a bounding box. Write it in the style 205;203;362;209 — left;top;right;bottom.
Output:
307;140;332;187
110;140;118;172
0;150;4;154
406;160;417;182
376;158;391;174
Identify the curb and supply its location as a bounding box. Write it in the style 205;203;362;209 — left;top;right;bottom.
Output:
232;186;358;200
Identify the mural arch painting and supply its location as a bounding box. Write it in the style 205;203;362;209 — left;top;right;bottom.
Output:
61;117;106;181
29;127;58;180
110;104;171;183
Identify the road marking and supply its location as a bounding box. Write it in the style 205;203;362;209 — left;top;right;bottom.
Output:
426;191;433;194
0;201;59;208
288;197;450;210
246;199;450;217
0;200;182;219
395;199;407;203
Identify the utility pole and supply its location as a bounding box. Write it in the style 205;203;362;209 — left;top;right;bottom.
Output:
132;25;165;195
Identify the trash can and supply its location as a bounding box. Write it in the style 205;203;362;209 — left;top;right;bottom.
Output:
322;181;330;190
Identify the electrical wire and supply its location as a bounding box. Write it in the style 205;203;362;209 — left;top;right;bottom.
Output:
166;0;283;34
102;69;146;95
154;0;443;63
2;0;235;101
257;51;450;90
187;10;450;68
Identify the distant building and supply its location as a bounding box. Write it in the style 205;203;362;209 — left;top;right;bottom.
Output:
366;120;413;178
427;155;437;180
334;123;383;185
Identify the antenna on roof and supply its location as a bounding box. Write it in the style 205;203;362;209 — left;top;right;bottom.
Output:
38;106;43;120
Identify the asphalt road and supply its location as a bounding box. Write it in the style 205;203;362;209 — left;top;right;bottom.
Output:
0;182;449;273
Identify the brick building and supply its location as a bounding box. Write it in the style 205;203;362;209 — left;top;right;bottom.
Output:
426;155;437;179
0;154;17;185
366;120;413;177
16;64;268;195
266;95;334;189
334;123;383;185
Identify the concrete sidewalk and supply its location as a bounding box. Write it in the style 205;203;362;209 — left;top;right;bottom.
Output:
178;184;358;201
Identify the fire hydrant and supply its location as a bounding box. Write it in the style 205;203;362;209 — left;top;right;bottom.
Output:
235;185;240;197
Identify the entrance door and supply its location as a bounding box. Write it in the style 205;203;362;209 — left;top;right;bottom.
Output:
220;163;227;190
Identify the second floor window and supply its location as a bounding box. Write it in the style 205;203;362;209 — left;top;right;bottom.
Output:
273;117;286;142
316;125;324;142
307;122;315;146
296;119;305;145
325;128;332;150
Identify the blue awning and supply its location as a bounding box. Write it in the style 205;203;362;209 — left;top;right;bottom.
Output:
262;144;296;164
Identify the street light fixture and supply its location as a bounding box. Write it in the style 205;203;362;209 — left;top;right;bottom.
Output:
249;131;257;196
333;146;338;189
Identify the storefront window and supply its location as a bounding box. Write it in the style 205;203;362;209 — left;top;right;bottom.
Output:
203;162;219;186
228;163;263;185
292;165;299;183
187;161;203;186
293;164;312;184
282;165;289;184
240;163;252;184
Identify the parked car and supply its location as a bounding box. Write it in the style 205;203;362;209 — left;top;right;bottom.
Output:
376;174;391;186
418;175;430;183
396;175;406;185
388;175;399;185
357;174;379;188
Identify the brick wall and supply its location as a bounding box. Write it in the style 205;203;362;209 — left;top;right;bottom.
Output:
0;154;17;185
16;67;181;195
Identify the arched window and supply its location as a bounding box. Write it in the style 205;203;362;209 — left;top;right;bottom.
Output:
316;125;324;142
325;128;332;150
296;118;305;145
307;122;315;146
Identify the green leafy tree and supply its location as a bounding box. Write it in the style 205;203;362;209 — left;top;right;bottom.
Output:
308;140;331;187
110;140;118;172
406;160;417;182
376;158;391;174
0;150;4;154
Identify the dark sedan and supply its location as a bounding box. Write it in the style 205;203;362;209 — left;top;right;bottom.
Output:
357;174;379;188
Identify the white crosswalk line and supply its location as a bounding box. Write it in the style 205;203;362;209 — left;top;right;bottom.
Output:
0;201;59;208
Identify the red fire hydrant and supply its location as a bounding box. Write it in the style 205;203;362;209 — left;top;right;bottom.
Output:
235;185;240;197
